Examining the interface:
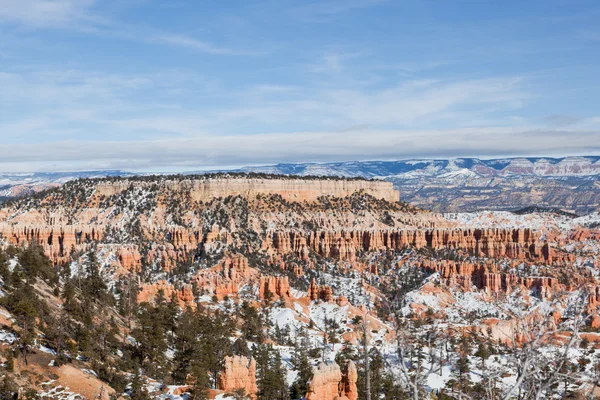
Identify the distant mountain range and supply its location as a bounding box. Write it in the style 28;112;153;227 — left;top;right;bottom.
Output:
233;157;600;214
2;156;600;213
0;170;133;199
232;156;600;178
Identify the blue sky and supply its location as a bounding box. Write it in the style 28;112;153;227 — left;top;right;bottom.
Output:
1;0;600;172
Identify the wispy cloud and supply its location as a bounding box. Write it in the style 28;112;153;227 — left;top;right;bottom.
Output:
295;0;388;21
150;33;263;56
2;0;599;172
308;51;365;74
0;0;99;28
1;126;599;172
0;64;528;140
0;1;262;56
1;61;590;173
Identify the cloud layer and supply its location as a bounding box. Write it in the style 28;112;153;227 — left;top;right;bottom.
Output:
1;0;599;172
1;127;599;172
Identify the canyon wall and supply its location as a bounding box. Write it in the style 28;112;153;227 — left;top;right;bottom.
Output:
421;259;560;298
264;227;552;263
95;177;400;203
0;223;555;268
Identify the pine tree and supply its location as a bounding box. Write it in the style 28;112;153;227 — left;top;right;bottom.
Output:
457;355;471;393
290;331;312;399
130;373;151;400
188;365;211;400
83;250;109;303
255;344;290;400
474;341;490;372
241;302;265;343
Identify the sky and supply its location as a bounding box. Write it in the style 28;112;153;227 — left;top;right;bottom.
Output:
1;0;600;172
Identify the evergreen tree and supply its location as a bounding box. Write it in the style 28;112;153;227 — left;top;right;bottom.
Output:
130;373;151;400
255;344;290;400
474;341;490;372
241;302;265;343
83;250;109;303
290;330;312;399
188;365;211;400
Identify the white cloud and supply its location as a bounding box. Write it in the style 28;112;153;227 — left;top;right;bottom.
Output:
0;0;97;27
0;1;261;56
0;126;599;172
149;33;260;56
0;62;595;173
0;65;530;144
295;0;389;20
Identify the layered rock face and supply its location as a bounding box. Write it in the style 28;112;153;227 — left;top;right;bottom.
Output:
95;177;400;203
217;356;258;399
137;280;194;306
305;361;358;400
421;259;560;298
258;276;291;300
0;224;101;264
137;254;258;305
264;228;550;263
191;254;257;300
308;279;334;302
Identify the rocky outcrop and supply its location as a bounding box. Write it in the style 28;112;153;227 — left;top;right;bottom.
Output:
217;356;258;399
135;254;259;305
341;361;358;400
95;177;400;203
0;223;102;263
309;279;334;302
264;227;552;263
589;286;600;309
259;276;291;300
305;361;358;400
137;280;194;307
191;254;257;300
116;245;142;271
421;259;560;298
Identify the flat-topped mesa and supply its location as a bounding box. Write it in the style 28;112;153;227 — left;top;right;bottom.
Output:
94;176;400;203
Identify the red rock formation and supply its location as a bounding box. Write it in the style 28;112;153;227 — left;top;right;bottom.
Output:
591;314;600;329
341;361;358;400
137;280;194;307
588;286;600;309
0;223;102;264
217;356;258;399
306;363;342;400
263;227;551;263
305;361;357;400
308;279;335;303
190;254;257;300
259;276;291;300
116;245;142;271
421;259;561;298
